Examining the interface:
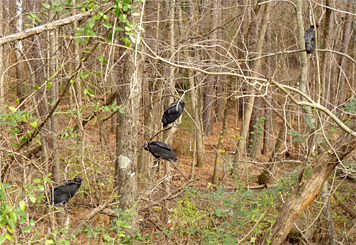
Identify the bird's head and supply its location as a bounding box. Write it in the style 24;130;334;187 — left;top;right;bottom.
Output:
74;176;83;183
143;142;149;151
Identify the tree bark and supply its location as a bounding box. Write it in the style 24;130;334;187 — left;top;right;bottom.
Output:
15;0;25;109
115;2;145;230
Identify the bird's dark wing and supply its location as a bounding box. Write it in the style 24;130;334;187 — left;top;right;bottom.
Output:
67;182;81;197
164;102;179;114
46;180;81;205
304;27;315;41
149;141;173;151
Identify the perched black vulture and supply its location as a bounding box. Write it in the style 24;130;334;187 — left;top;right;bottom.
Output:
144;141;177;162
304;25;316;54
47;176;83;206
162;100;185;127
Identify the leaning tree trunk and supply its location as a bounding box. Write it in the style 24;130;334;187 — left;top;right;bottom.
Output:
266;125;356;244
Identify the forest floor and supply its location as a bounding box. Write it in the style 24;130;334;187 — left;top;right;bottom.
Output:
17;110;356;244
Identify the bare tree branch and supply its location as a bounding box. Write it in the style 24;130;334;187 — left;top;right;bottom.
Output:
0;3;114;46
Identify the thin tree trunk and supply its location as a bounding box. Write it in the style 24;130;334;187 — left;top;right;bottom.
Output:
48;3;63;226
180;0;206;169
73;0;85;190
295;0;317;185
237;2;271;160
202;1;216;136
15;0;25;109
320;0;333;106
262;23;272;156
202;76;214;136
213;0;224;122
161;0;177;222
337;0;353;105
0;0;4;105
212;99;229;185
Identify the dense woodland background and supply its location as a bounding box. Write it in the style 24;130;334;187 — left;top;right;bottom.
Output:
1;0;356;244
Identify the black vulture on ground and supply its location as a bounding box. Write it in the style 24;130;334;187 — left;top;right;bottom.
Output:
47;176;83;206
144;141;177;162
304;25;316;54
162;100;185;127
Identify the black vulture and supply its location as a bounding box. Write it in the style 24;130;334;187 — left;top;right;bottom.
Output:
47;176;83;206
162;100;185;127
304;25;316;54
144;141;177;162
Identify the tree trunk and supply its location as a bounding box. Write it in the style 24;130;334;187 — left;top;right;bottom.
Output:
115;2;145;230
212;99;229;185
48;2;63;227
318;181;335;244
201;1;216;136
180;0;206;169
15;0;25;109
320;0;333;106
202;75;214;136
337;0;353;105
262;23;272;156
237;2;271;160
162;0;176;222
0;0;5;105
73;0;85;187
213;0;224;122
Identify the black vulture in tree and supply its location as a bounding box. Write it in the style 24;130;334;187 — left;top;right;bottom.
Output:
144;141;188;180
162;100;185;127
304;25;316;54
47;176;83;206
144;141;177;162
